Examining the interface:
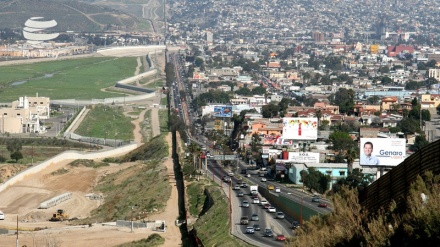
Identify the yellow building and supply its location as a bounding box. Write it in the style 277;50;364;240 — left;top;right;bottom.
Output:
421;94;440;108
370;44;379;54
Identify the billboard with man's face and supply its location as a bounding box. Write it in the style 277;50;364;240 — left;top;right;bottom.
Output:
360;138;407;167
213;105;232;118
282;118;318;140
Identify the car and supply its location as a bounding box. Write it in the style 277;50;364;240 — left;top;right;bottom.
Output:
259;200;268;206
240;183;248;188
246;174;251;178
263;203;271;209
240;216;249;225
228;172;234;177
275;187;281;193
267;184;274;190
260;167;267;171
268;206;276;213
233;184;241;190
253;224;260;231
276;212;285;219
242;200;250;208
264;228;274;237
237;191;244;197
259;173;265;177
253;197;260;204
291;220;301;229
0;211;4;220
276;235;286;241
251;214;259;221
318;203;328;208
261;177;267;182
245;226;255;234
312;197;320;203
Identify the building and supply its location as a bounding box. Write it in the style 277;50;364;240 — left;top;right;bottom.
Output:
428;69;440;81
421;94;440;109
0;96;50;133
206;31;213;44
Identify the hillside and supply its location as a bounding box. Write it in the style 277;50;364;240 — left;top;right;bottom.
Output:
0;0;143;32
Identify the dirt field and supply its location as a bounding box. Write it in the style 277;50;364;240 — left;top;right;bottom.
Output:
0;48;181;246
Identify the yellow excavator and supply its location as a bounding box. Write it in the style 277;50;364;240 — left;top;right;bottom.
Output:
50;209;69;221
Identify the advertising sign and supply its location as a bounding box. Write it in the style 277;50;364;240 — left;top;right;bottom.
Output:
282;118;318;140
213;105;233;118
263;134;281;145
360;138;407;167
288;152;320;163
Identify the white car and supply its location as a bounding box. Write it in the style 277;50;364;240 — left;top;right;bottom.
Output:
261;177;267;182
268;206;276;213
0;211;4;220
245;226;255;234
259;200;268;206
275;187;281;193
253;198;260;204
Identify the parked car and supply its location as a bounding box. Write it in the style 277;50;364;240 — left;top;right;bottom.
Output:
251;214;259;221
261;177;267;182
264;228;274;237
242;200;250;208
312;197;320;203
0;211;4;220
253;224;261;231
268;206;276;213
245;226;255;234
276;235;286;241
240;216;249;225
318;203;328;208
237;191;244;197
275;187;281;193
276;212;285;219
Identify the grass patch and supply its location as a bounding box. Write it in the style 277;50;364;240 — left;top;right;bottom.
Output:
115;135;168;162
141;110;152;142
190;185;251;247
187;183;206;217
68;159;110;168
0;57;138;101
75;104;134;141
160;95;168;106
51;168;69;176
158;109;168;133
117;233;165;247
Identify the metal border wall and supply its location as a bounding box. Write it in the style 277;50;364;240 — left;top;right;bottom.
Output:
359;139;440;213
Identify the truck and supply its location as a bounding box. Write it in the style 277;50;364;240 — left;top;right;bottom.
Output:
250;185;258;196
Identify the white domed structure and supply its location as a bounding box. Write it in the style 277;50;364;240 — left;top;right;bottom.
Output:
23;17;59;44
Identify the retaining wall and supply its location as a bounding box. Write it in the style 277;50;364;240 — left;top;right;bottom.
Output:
0;143;139;194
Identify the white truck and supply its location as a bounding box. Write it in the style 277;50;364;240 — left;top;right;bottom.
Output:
250;185;258;196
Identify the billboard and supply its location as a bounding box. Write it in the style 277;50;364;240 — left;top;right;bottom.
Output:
282;118;318;140
288;152;320;163
263;134;281;145
213;105;232;118
360;138;407;167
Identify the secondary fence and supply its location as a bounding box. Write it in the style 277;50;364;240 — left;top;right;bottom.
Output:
39;192;72;209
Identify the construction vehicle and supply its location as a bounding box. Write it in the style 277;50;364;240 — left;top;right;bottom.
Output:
50;209;69;221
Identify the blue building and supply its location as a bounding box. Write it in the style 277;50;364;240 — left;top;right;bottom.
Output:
287;163;348;189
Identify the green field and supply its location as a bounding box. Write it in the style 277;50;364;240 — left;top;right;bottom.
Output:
0;57;138;101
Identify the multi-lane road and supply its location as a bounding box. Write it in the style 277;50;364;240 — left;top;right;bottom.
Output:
168;52;331;245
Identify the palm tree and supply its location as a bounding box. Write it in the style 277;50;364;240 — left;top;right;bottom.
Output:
188;142;201;170
346;149;357;175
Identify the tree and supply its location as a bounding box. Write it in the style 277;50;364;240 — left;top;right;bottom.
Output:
331;168;374;194
235;87;252;96
251;86;266;95
328;88;355;114
250;133;262;153
301;167;330;194
329;131;355;151
413;135;429;152
398;118;420;134
10;151;23;162
6;139;22;153
261;103;280;118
